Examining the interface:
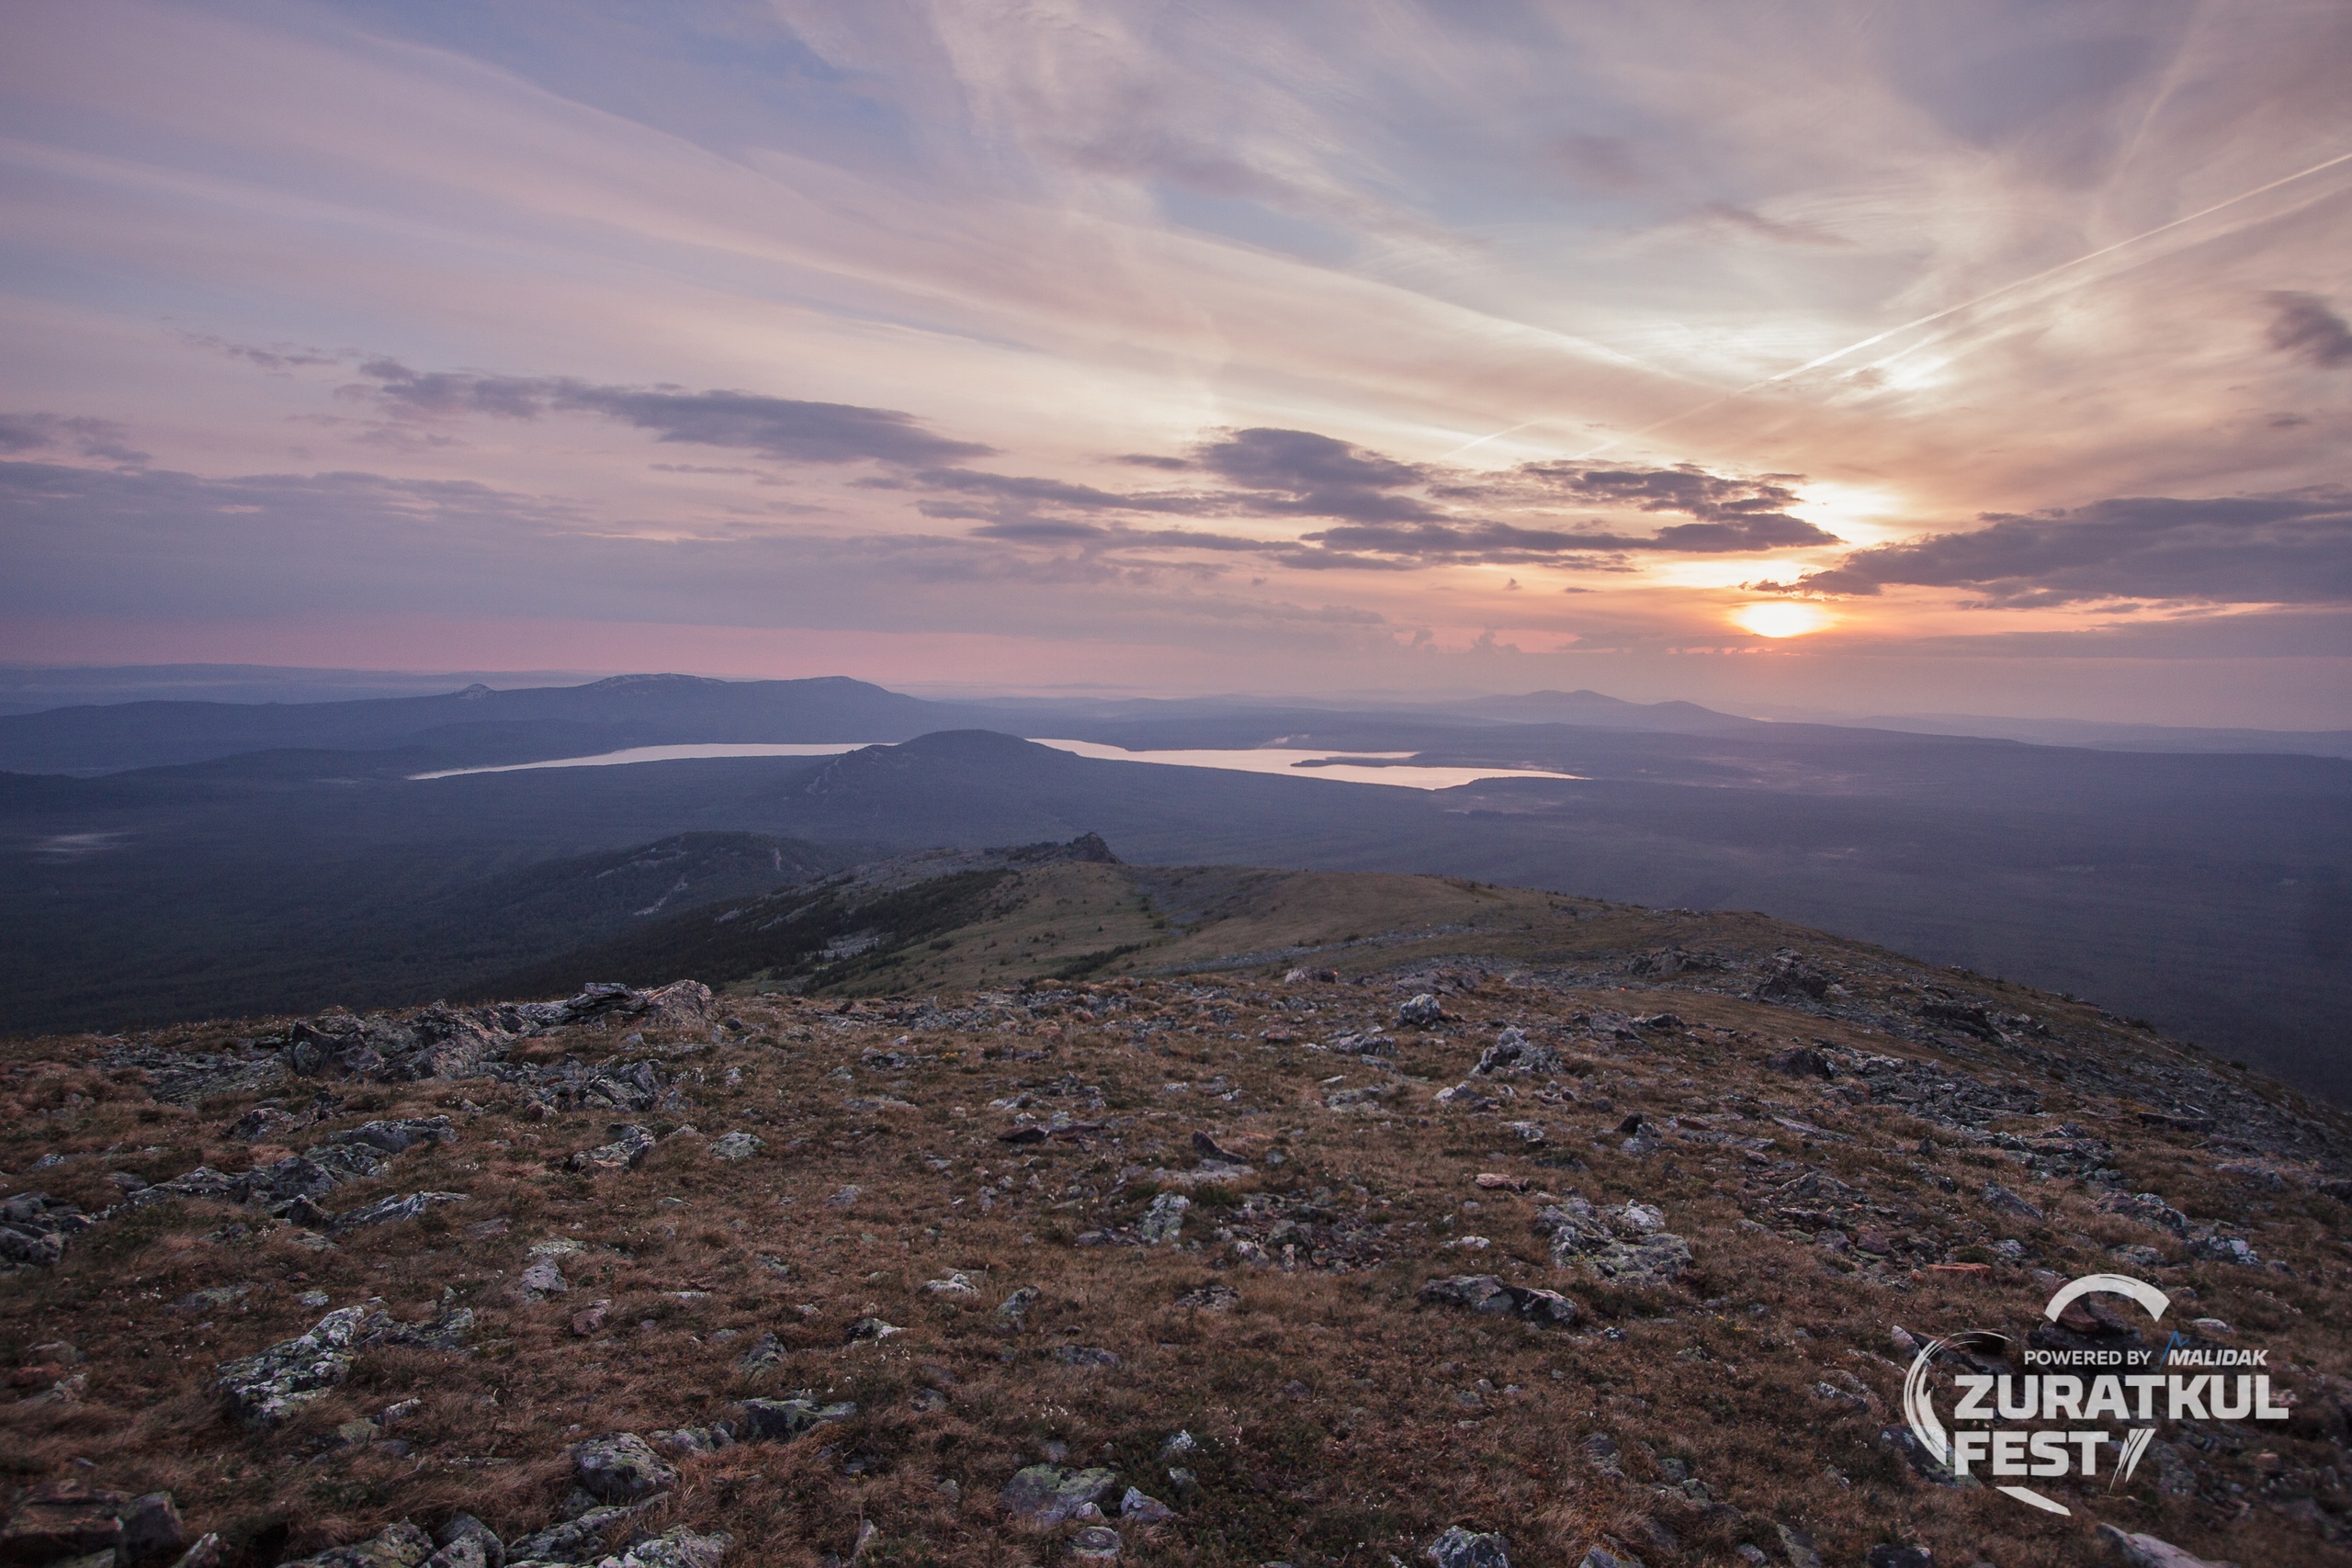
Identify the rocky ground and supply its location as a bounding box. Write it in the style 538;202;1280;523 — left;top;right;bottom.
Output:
3;881;2350;1568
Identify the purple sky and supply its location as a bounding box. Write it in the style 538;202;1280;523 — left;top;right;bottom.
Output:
4;1;2349;723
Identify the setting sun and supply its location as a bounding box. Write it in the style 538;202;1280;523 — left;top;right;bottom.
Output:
1732;601;1833;637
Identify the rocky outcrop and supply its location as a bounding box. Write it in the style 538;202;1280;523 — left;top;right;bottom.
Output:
1539;1197;1690;1288
213;1303;472;1427
1419;1275;1578;1326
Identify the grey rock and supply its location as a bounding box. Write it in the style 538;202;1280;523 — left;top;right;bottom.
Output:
2093;1527;2228;1568
327;1191;469;1235
1001;1465;1118;1524
506;1507;636;1565
1118;1488;1173;1523
119;1495;184;1563
570;1125;657;1173
1548;1217;1691;1289
1426;1527;1509;1568
1773;1525;1824;1568
426;1540;489;1568
226;1106;305;1140
516;1261;569;1300
594;1528;729;1568
2187;1234;2260;1266
1980;1182;2042;1222
997;1285;1041;1323
282;1522;435;1568
213;1305;376;1427
846;1316;902;1341
1474;1029;1559;1076
707;1132;763;1161
1137;1192;1190;1244
735;1396;855;1441
329;1116;458;1155
573;1433;680;1503
733;1332;785;1374
1069;1527;1121;1562
1419;1275;1578;1327
1050;1346;1119;1367
435;1516;505;1568
1398;994;1445;1028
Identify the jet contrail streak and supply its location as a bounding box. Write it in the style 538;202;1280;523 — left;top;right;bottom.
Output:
1469;144;2352;467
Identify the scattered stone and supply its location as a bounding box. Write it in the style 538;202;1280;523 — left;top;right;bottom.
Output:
1426;1527;1508;1568
1419;1275;1578;1327
1174;1283;1238;1312
571;1125;658;1173
516;1261;570;1301
572;1433;680;1503
1980;1182;2041;1222
707;1132;763;1161
1138;1192;1190;1244
281;1521;435;1568
1001;1465;1119;1524
1540;1198;1691;1288
1069;1527;1121;1561
1119;1488;1173;1523
736;1397;855;1441
1398;995;1445;1028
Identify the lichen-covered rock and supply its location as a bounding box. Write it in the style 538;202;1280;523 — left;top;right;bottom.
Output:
591;1528;729;1568
1398;994;1445;1028
282;1521;435;1568
707;1132;762;1161
505;1507;635;1565
1001;1465;1118;1524
735;1397;855;1441
573;1433;679;1503
213;1305;375;1427
1137;1193;1189;1245
1426;1527;1509;1568
431;1515;504;1568
1541;1197;1691;1287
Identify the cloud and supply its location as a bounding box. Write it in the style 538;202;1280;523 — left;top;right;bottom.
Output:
2264;292;2352;369
1782;490;2352;605
0;413;149;465
352;362;996;466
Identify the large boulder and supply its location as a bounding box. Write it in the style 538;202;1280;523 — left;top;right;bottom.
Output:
573;1434;680;1503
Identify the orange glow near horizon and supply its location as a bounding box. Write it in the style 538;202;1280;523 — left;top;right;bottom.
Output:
1732;601;1834;638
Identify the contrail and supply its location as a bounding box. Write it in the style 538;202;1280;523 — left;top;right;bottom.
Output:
1444;145;2352;466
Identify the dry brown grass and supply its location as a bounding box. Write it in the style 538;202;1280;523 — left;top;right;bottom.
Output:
3;959;2348;1568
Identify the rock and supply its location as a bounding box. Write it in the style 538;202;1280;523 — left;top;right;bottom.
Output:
1773;1525;1824;1568
1001;1465;1118;1525
434;1516;504;1568
924;1271;979;1296
329;1191;469;1234
1756;950;1831;1002
2098;1541;2220;1568
825;1185;862;1208
1138;1192;1190;1244
2100;1191;2189;1234
1419;1275;1578;1327
847;1316;902;1341
213;1305;378;1427
733;1331;782;1371
1192;1131;1246;1162
516;1261;570;1300
570;1125;658;1173
572;1433;680;1503
505;1507;637;1565
594;1528;729;1568
1173;1284;1238;1312
1474;1028;1560;1076
0;1193;90;1270
1119;1488;1173;1523
0;1486;128;1563
1330;1029;1394;1056
328;1116;458;1154
1399;995;1445;1028
1473;1173;1527;1192
1766;1047;1833;1078
226;1106;304;1140
1544;1202;1691;1288
1050;1346;1120;1367
425;1541;488;1568
572;1302;611;1337
736;1396;855;1441
1980;1182;2042;1221
559;979;716;1031
1426;1528;1509;1568
282;1522;435;1568
119;1495;183;1563
1865;1548;1931;1568
2188;1234;2261;1266
707;1133;763;1161
1069;1527;1121;1561
998;1286;1041;1324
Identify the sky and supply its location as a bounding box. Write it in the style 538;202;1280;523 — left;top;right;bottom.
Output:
3;0;2349;725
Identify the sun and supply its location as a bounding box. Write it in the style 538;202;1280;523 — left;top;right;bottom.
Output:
1732;601;1833;638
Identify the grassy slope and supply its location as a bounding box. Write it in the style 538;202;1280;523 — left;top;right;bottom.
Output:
2;887;2347;1568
